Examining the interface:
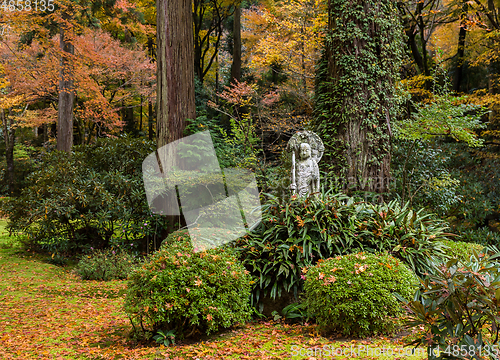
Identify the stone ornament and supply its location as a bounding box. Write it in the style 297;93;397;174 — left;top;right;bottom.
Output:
287;131;324;197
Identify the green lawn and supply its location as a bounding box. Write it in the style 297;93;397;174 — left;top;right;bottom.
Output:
0;222;427;359
0;218;10;241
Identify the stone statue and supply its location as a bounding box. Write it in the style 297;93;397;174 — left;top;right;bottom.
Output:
287;131;324;197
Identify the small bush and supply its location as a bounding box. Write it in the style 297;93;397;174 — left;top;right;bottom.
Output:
398;250;500;359
124;236;252;339
441;240;483;263
233;191;355;309
75;248;141;281
303;252;418;337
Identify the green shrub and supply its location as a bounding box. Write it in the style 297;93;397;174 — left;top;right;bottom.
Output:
397;250;500;359
456;226;500;247
441;240;483;263
233;191;449;311
160;229;192;249
352;200;450;276
391;139;461;216
75;248;141;281
441;142;500;231
0;143;37;196
1;136;170;254
124;237;252;339
303;252;418;337
232;191;355;309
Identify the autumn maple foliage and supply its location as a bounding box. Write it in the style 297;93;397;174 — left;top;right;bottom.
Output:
0;18;154;142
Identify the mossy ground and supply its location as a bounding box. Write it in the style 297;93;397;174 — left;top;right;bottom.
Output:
0;219;426;359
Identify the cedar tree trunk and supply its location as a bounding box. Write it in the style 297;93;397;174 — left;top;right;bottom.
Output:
1;108;15;195
156;0;196;148
314;0;403;196
57;15;75;153
230;5;242;84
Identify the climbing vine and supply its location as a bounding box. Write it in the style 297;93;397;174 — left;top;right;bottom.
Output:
311;0;405;194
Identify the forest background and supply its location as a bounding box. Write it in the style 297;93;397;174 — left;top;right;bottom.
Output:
2;0;500;252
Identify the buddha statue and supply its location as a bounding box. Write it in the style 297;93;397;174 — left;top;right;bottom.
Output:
287;131;324;198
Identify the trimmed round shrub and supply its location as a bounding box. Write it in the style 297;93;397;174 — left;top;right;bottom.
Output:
124;234;252;339
75;248;141;281
303;252;418;337
160;229;191;249
441;240;484;264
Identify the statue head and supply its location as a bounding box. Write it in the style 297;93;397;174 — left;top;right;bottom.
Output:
299;143;311;160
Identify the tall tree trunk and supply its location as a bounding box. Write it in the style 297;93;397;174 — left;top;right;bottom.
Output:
487;0;499;123
156;0;196;148
1;109;15;195
147;36;155;141
454;3;468;92
300;18;307;93
43;123;48;143
417;0;430;76
139;94;143;133
406;29;424;73
215;53;219;94
313;0;403;196
123;102;135;134
230;5;241;84
193;0;225;84
148;99;154;140
156;0;196;238
57;13;75;152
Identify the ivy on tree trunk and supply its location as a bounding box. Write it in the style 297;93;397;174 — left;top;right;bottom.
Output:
312;0;404;195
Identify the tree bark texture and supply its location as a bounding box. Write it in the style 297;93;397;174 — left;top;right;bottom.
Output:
454;5;468;93
1;109;15;195
487;0;500;123
148;99;154;140
230;5;242;84
57;16;75;153
156;0;196;149
417;0;430;76
123;103;136;135
315;0;403;195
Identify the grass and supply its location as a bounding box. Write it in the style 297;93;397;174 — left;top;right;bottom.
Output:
0;223;428;359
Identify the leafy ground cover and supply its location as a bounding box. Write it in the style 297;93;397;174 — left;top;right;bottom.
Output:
0;219;427;359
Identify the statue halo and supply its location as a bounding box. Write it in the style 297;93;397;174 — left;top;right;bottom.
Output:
287;131;324;164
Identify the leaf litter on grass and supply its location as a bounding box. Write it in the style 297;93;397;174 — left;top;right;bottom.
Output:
0;237;427;359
